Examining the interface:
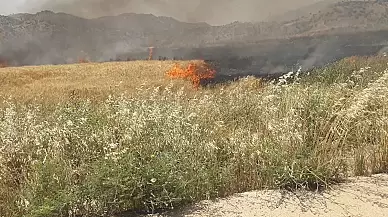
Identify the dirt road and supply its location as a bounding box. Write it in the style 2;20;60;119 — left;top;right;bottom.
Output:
144;174;388;217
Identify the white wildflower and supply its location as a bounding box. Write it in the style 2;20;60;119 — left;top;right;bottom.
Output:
66;120;74;126
188;112;197;120
108;143;118;149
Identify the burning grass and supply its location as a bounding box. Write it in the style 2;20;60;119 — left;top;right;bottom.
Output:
1;56;388;216
166;61;216;89
78;57;90;64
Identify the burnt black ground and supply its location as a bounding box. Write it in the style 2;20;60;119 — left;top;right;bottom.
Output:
122;29;388;84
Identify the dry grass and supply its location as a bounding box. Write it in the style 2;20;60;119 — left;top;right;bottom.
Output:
0;61;198;104
1;56;388;216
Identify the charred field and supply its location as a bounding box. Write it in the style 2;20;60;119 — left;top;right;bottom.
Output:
120;29;388;83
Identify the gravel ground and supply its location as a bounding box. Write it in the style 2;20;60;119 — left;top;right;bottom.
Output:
137;174;388;217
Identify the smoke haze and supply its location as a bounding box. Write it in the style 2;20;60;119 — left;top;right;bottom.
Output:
5;0;325;25
2;0;384;79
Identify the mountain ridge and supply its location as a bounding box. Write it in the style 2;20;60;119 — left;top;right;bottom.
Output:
1;1;388;71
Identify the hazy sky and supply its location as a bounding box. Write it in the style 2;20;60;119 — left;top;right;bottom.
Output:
0;0;325;25
0;0;26;14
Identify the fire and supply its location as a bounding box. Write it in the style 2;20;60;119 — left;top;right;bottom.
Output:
166;61;216;89
78;57;90;63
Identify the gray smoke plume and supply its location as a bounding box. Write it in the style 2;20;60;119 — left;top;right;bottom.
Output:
3;0;382;81
14;0;325;25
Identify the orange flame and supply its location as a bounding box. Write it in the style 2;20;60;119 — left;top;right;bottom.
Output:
166;61;216;89
78;57;90;63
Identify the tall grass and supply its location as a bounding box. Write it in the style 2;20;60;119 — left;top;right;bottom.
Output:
1;56;388;216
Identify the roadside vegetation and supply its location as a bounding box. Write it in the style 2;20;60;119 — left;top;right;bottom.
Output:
1;56;388;216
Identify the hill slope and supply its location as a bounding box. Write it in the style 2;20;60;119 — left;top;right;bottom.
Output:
267;0;341;22
1;1;388;68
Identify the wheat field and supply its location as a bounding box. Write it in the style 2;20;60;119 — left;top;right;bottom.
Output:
1;56;388;216
0;61;198;104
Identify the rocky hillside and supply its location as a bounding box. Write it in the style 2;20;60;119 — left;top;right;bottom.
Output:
267;0;341;22
283;0;388;36
1;1;388;68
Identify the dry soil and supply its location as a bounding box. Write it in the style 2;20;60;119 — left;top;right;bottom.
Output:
144;174;388;217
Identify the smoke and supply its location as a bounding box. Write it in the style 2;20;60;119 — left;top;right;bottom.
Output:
1;0;372;78
299;44;329;71
378;46;388;56
19;0;324;25
298;36;342;71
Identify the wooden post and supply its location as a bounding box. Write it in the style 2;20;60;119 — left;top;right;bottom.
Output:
148;47;155;60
